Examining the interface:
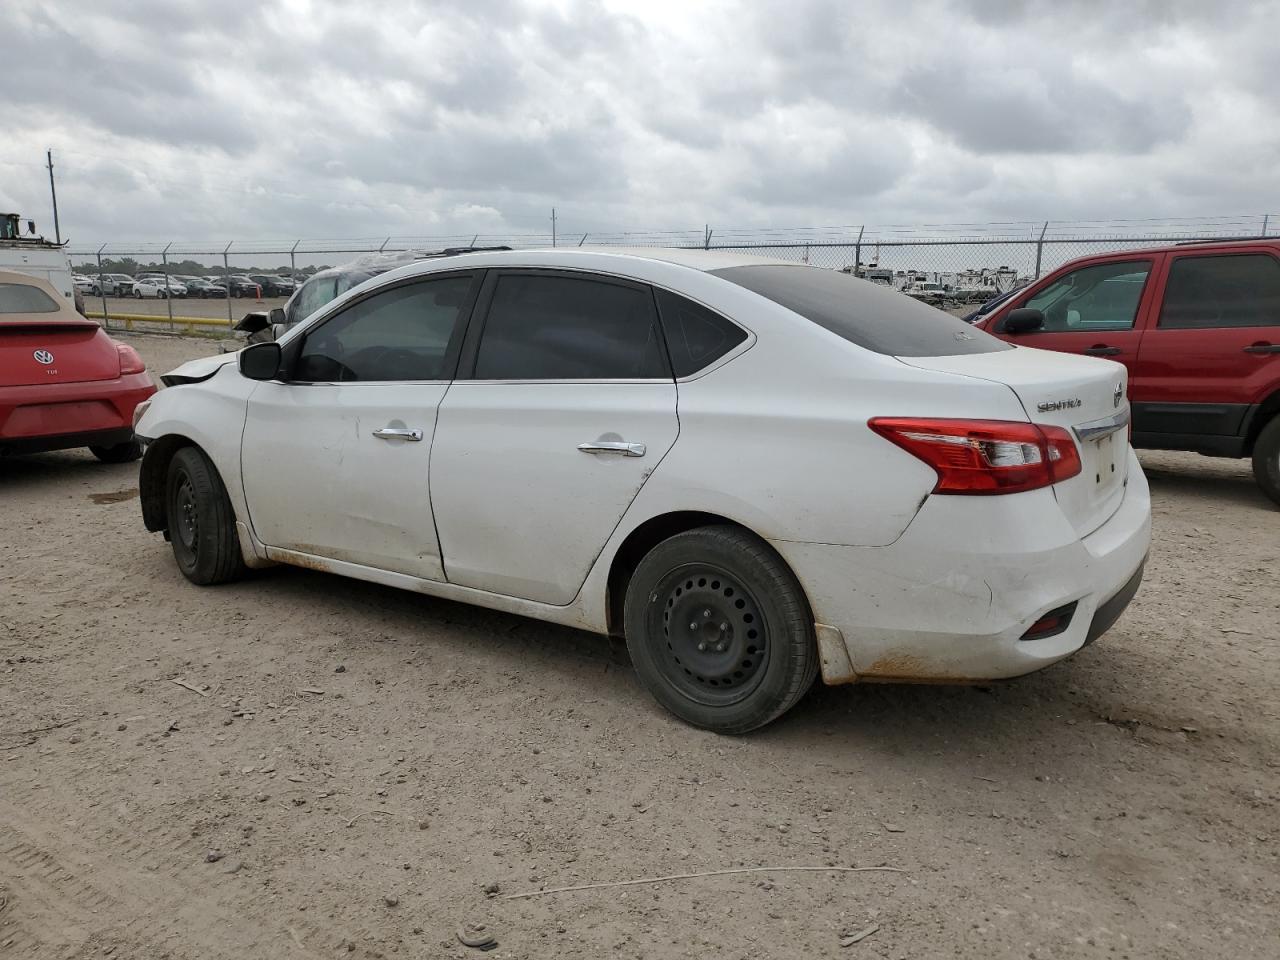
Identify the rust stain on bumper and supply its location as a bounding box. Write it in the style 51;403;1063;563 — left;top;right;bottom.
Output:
860;652;989;684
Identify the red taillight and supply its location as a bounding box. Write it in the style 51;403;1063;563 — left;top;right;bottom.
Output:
868;417;1082;495
116;343;146;375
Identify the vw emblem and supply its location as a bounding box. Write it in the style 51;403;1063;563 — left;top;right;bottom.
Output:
954;330;974;341
1113;382;1123;408
33;349;55;365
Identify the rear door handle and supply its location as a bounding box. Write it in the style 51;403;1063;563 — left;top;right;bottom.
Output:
372;427;424;441
1084;345;1122;356
577;441;646;457
1243;342;1280;354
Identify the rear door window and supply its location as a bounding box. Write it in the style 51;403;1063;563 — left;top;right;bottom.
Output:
1158;254;1280;329
1024;261;1151;332
654;289;747;376
471;273;669;380
710;264;1008;356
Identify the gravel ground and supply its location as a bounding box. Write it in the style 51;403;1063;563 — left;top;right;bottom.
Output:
1;335;1276;959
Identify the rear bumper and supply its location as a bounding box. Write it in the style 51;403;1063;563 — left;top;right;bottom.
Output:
0;373;155;454
773;449;1152;683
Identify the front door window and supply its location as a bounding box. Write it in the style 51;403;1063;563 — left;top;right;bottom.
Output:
1024;261;1152;332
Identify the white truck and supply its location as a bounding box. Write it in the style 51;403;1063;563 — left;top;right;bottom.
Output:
0;212;78;309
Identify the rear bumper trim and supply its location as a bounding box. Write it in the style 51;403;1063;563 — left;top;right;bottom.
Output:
1073;407;1130;442
1083;559;1145;647
0;427;134;456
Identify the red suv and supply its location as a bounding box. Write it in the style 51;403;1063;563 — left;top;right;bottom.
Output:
974;240;1280;504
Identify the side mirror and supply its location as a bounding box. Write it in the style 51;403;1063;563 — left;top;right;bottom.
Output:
239;341;283;381
268;307;286;325
1001;308;1045;335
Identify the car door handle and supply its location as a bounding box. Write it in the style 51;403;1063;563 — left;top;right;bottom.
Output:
1243;342;1280;354
577;441;646;457
372;427;424;441
1084;345;1122;356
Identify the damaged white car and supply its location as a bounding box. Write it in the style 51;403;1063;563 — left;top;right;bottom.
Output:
134;248;1151;733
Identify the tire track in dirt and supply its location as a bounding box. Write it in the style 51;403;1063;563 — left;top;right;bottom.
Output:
0;789;346;959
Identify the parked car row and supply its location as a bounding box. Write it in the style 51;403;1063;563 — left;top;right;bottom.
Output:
13;238;1276;733
74;272;300;299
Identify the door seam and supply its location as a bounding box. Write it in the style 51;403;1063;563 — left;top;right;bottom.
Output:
428;379;454;583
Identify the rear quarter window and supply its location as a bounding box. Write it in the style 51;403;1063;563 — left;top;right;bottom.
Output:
710;265;1010;356
0;282;60;314
654;289;748;376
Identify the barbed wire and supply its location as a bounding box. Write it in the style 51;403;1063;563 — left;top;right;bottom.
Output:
65;213;1275;259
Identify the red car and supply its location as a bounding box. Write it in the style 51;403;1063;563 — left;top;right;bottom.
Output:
1;270;155;462
974;240;1280;504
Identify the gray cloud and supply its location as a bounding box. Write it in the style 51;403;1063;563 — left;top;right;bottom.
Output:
890;62;1190;154
0;0;1275;245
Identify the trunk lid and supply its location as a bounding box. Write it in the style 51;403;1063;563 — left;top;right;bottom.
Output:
1;322;122;386
898;346;1131;537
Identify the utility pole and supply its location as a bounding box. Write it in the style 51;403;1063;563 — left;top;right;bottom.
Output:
46;149;61;244
551;207;557;247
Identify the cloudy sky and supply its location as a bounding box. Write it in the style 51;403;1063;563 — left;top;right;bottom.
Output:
1;0;1277;246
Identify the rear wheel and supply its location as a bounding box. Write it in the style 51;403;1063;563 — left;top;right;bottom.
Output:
623;525;818;734
1251;416;1280;507
90;440;141;463
164;447;246;585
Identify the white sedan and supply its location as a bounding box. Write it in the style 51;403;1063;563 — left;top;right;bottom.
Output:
134;248;1151;732
132;277;187;299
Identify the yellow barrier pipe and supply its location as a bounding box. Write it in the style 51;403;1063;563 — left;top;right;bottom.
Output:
84;311;235;334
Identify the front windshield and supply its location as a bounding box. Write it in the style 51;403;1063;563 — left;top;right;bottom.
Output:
288;270;376;326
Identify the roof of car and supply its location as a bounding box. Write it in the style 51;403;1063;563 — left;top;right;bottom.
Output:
1065;237;1280;261
401;245;801;273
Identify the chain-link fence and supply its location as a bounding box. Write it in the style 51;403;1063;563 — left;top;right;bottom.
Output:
67;215;1278;332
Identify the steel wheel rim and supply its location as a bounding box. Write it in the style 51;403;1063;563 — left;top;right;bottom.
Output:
173;474;199;553
648;563;769;707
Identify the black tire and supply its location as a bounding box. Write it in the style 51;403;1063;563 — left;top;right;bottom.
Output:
1252;416;1280;507
164;446;246;585
134;289;142;299
90;440;142;463
623;525;818;734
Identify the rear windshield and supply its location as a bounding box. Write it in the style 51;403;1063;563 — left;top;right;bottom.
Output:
710;265;1010;356
0;282;60;314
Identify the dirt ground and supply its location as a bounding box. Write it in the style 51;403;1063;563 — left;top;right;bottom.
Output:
1;333;1277;960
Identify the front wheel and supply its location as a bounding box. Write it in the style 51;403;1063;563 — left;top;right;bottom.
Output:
134;289;142;298
1252;416;1280;507
164;447;246;585
90;440;141;463
623;525;818;734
